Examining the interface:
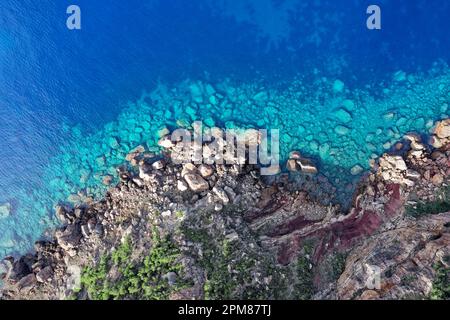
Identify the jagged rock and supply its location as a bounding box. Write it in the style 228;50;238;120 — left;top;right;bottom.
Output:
381;155;407;171
158;136;175;149
152;160;165;170
198;164;214;178
36;266;53;283
177;180;188;191
212;186;229;204
350;165;363;175
17;274;37;293
429;135;443;148
296;158;318;174
9;256;32;281
184;174;209;192
132;177;144;187
333;108;352;123
164;272;178;286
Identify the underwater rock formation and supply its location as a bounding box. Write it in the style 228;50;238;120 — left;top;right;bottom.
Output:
1;120;450;300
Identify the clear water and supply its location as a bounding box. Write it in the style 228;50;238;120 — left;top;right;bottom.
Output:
0;0;449;257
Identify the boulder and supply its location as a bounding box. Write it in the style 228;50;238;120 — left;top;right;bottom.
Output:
125;145;145;162
350;165;364;176
55;224;82;253
177;180;188;192
9;256;33;281
184;174;209;193
17;273;37;293
36;266;53;283
198;164;214;178
151;160;165;170
212;186;230;204
333;109;352;123
434;119;450;139
296;158;318;174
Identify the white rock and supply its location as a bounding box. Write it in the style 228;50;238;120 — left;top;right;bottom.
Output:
350;165;364;175
161;210;171;217
184;174;209;192
177;180;188;192
158;136;175;149
198;164;214;178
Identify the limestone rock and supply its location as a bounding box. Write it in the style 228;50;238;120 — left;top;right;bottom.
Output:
184;174;209;193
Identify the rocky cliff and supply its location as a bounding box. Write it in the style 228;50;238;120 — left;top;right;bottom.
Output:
1;121;449;300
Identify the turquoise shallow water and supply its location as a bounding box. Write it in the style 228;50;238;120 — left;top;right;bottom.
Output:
2;64;449;257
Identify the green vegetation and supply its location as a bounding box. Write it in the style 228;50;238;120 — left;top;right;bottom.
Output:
406;186;450;218
79;230;187;300
294;243;315;300
429;260;450;300
182;224;288;300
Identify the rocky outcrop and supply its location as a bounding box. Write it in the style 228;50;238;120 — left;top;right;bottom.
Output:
1;120;450;300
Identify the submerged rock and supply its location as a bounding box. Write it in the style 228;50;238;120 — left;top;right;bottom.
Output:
350;165;364;175
335;125;350;135
0;202;11;219
333;108;352;123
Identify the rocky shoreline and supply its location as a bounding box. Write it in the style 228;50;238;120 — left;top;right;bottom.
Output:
1;120;450;300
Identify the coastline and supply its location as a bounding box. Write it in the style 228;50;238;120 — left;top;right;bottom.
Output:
1;120;449;300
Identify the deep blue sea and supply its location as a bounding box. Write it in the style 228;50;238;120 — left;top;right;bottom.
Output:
0;0;449;257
